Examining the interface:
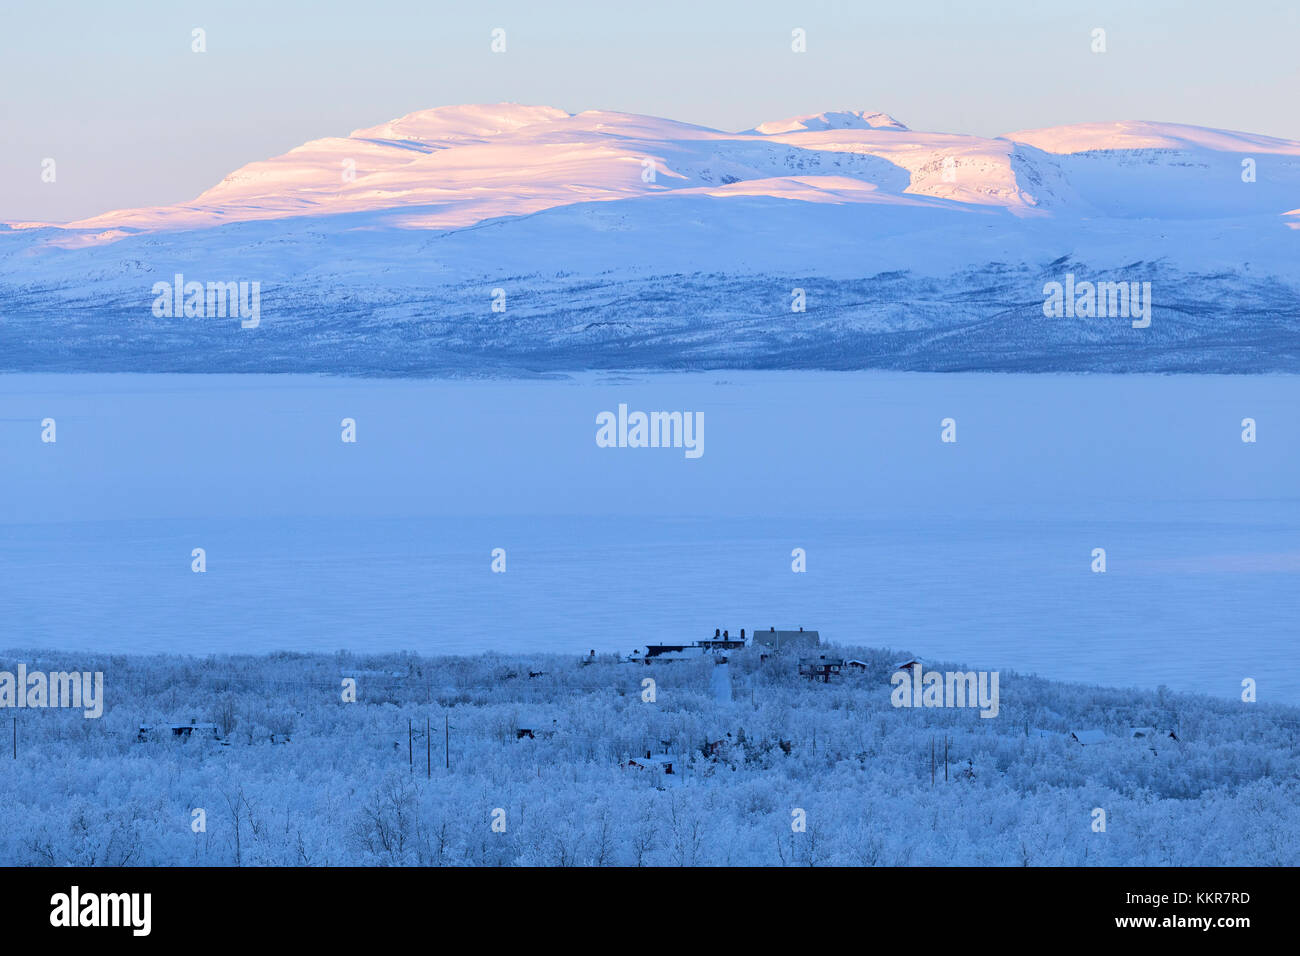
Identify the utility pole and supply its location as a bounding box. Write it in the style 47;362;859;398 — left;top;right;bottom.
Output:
445;713;449;770
426;716;430;779
11;718;14;759
408;718;413;773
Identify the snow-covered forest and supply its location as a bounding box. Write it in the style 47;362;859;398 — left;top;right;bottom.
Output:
2;644;1296;866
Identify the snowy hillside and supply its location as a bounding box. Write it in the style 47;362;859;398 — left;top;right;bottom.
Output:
3;645;1297;866
3;104;1298;373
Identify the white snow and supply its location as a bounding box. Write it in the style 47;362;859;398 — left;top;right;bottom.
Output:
710;662;732;705
15;103;1298;241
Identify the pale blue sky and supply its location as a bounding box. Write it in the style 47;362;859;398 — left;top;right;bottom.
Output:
4;0;1298;222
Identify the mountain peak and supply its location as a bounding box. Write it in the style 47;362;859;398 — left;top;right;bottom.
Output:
30;104;1300;240
751;110;909;135
349;103;571;145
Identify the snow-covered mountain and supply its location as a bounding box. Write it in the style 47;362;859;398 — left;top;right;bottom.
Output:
3;103;1298;373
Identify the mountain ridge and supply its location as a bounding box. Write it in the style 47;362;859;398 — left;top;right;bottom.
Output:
12;103;1300;237
2;103;1298;374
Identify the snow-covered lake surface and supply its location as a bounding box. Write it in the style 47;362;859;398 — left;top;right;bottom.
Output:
3;371;1297;702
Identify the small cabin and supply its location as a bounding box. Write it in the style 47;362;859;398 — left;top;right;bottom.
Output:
626;631;749;664
138;719;221;743
644;644;691;658
632;645;707;663
515;716;557;740
627;751;675;774
755;627;820;650
698;628;747;651
798;656;844;682
697;638;746;652
703;732;733;758
1070;729;1108;746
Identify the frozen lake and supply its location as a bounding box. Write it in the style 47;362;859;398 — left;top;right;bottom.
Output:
2;371;1298;702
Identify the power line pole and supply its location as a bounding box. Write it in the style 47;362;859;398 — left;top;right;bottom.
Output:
408;718;413;773
426;716;430;779
445;713;449;770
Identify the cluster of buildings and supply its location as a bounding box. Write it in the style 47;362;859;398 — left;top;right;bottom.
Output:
623;627;820;664
616;627;820;779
